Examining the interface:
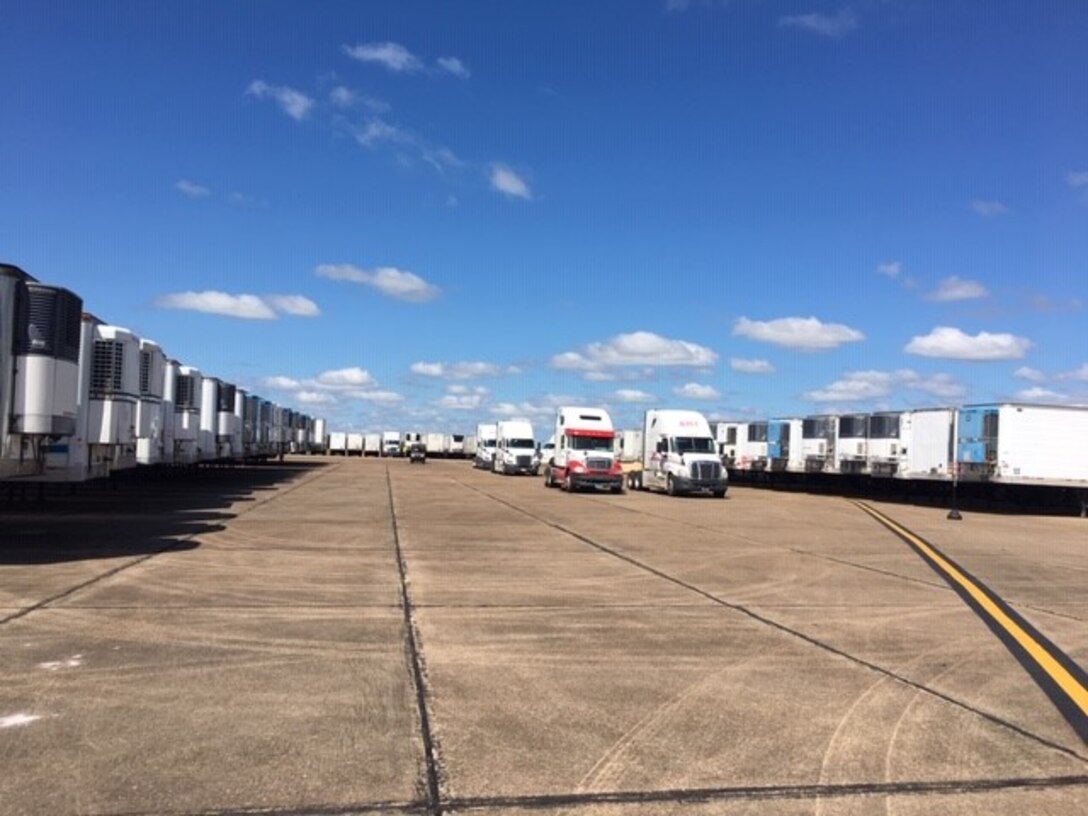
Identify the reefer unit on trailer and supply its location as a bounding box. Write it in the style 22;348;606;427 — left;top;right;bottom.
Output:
956;404;1088;486
258;399;273;457
173;365;202;464
801;415;837;473
85;322;140;473
135;339;167;465
381;431;401;457
445;433;465;458
493;419;539;475
242;394;260;458
767;419;804;472
545;406;623;493
835;414;869;474
2;266;83;479
473;423;497;469
866;412;902;477
716;421;768;471
632;409;726;497
217;382;240;459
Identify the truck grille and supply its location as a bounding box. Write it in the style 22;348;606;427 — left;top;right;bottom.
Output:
691;461;721;481
586;457;611;471
516;455;531;468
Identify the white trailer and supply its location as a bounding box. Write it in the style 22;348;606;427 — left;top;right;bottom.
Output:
473;423;497;469
615;429;643;464
425;432;446;457
801;415;837;473
835;413;869;474
446;433;465;458
173;365;202;464
364;433;381;456
85;322;140;474
767;418;804;472
493;419;539;475
544;406;623;492
135;339;167;465
630;409;727;497
328;432;347;455
956;404;1088;486
715;421;768;471
346;433;364;455
2;268;83;480
462;435;477;457
382;431;401;457
313;418;327;453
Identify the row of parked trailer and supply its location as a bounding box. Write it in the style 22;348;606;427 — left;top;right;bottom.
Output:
711;404;1088;489
1;264;326;483
326;431;471;458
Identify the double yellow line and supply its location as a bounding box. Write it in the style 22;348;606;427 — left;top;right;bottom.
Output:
854;500;1087;744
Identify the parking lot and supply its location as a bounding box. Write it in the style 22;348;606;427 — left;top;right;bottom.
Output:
2;457;1086;815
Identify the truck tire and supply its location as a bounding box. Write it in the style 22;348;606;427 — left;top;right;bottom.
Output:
667;474;677;496
713;489;726;498
544;467;555;488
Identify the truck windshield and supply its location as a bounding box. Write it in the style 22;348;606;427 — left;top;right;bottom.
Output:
506;438;535;449
569;435;612;451
674;436;716;454
481;438;496;448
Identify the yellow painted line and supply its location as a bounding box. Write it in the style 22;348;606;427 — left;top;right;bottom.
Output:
853;501;1088;719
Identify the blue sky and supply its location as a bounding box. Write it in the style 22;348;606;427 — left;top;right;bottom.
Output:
2;1;1086;433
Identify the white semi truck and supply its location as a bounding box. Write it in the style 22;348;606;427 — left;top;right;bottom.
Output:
628;409;727;497
544;406;624;493
474;422;497;469
381;431;401;457
493;419;540;475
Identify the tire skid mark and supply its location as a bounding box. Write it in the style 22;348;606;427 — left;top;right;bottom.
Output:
454;479;1088;763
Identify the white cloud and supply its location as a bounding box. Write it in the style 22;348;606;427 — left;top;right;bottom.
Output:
264;294;320;317
342;42;423;73
970;199;1009;217
315;367;375;388
733;316;864;351
436;56;470;78
730;358;775;374
246;80;315;121
1030;294;1083;313
674;383;720;400
315;263;440;302
778;9;858;37
329;86;355;108
156;291;318;320
805;369;966;403
297;391;336;405
904;326;1032;361
489;164;532;200
1060;363;1088;382
613;389;656;403
354;118;412;149
551;331;717;374
156;291;277;320
410;361;514;379
437;386;488;410
1065;170;1088;188
929;276;989;302
1015;386;1066;402
1014;366;1046;383
264;376;302;391
175;179;211;198
490;401;554;418
347;390;404;405
877;261;901;278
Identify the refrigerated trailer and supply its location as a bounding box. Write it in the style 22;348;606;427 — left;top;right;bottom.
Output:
956;404;1088;487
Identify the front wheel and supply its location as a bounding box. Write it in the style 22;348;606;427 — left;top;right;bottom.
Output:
544;467;555;488
713;489;726;498
667;474;677;496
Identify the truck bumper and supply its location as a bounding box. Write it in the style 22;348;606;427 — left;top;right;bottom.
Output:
569;473;625;491
673;476;728;495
